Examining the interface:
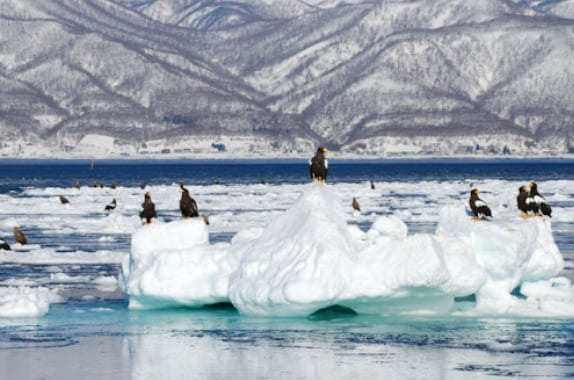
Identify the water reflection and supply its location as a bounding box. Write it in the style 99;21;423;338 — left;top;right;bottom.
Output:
2;307;574;379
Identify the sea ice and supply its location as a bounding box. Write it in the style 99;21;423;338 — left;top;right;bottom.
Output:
123;218;234;309
124;182;569;317
228;182;356;316
0;286;62;318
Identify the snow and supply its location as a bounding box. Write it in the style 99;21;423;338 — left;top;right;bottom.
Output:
228;183;355;316
0;286;62;318
124;218;236;309
124;182;570;317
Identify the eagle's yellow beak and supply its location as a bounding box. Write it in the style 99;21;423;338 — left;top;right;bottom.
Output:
323;147;329;152
529;182;534;188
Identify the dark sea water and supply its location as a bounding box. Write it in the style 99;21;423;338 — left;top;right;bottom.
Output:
1;159;574;379
1;158;573;188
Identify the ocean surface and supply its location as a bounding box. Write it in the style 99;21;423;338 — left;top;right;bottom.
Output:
1;159;574;379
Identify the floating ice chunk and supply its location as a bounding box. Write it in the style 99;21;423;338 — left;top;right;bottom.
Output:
123;185;567;318
228;183;356;316
459;277;574;318
93;275;118;286
93;275;119;292
514;277;574;318
98;213;142;234
342;234;457;315
367;215;408;239
0;286;62;318
436;205;564;313
0;248;125;264
124;218;235;309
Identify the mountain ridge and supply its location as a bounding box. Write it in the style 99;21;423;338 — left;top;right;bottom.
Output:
0;0;573;158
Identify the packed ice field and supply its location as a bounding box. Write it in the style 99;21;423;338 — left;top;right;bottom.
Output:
1;177;574;318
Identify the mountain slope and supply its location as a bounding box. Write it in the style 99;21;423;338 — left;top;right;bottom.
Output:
0;0;573;157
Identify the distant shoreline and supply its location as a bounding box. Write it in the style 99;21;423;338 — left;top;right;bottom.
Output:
1;156;574;165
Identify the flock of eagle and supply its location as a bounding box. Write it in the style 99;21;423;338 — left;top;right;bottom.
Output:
469;182;551;221
0;147;552;251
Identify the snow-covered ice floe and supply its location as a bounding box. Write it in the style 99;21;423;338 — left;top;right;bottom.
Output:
123;218;234;309
124;182;570;317
0;287;62;318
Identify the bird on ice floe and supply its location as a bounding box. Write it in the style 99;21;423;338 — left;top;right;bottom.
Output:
526;182;551;218
469;189;492;221
59;195;70;204
352;197;361;212
517;185;529;218
105;198;117;212
309;147;328;182
370;181;375;190
13;227;27;245
201;214;210;225
140;192;157;225
0;238;10;251
179;183;199;219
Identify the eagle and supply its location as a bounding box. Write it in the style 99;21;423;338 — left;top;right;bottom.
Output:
179;183;199;218
527;182;551;217
309;147;329;182
0;239;10;251
469;189;492;221
201;214;210;225
517;185;529;218
140;192;157;225
105;198;117;212
352;197;361;212
59;195;70;204
13;227;27;245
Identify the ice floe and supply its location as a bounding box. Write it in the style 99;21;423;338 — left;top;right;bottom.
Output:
0;286;62;318
124;183;569;318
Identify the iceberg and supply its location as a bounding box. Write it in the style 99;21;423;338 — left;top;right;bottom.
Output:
124;183;568;317
123;219;235;309
228;183;356;316
0;286;62;318
435;205;563;314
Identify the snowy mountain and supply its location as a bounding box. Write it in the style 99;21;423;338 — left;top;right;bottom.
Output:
1;0;573;158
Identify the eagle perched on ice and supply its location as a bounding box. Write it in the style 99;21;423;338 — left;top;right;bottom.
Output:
179;183;199;219
517;185;529;218
469;189;492;221
140;192;157;225
309;147;329;182
105;198;117;212
527;182;551;217
0;239;10;251
13;227;27;245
